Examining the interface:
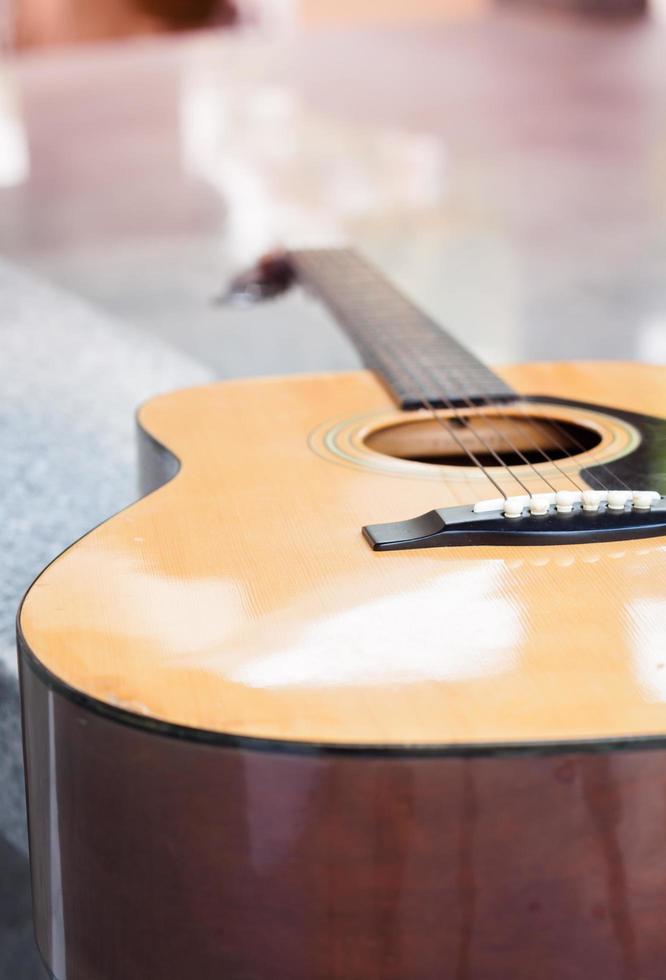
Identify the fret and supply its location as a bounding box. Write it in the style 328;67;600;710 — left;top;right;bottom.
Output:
288;248;515;410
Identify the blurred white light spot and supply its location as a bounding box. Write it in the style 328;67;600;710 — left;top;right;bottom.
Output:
228;565;521;689
178;53;447;263
650;0;666;21
636;316;666;363
0;66;29;187
630;596;666;701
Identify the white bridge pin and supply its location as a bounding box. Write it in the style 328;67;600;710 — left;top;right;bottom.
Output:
529;493;555;516
503;495;529;518
632;490;661;511
555;490;582;513
582;490;607;512
607;490;633;511
470;488;661;523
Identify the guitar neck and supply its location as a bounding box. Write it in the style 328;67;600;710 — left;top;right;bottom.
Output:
288;248;515;410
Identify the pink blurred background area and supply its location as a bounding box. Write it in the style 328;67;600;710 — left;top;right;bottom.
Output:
3;0;652;49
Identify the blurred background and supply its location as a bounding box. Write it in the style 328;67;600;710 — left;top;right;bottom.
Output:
1;0;666;975
3;0;666;371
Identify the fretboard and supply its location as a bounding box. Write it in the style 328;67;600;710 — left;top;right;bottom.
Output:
289;248;515;411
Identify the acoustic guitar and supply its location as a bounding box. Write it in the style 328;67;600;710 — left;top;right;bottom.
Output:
18;249;666;980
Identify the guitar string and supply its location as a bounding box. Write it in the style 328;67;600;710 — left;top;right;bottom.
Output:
420;357;629;497
483;404;587;492
301;251;523;499
413;345;589;492
323;249;569;500
436;368;631;494
488;385;631;492
399;344;547;492
422;365;589;494
328;252;565;498
314;301;514;498
349;256;590;495
500;401;590;492
407;347;567;494
338;250;630;497
417;362;632;495
296;249;632;502
334;253;588;501
533;414;632;492
320;250;548;498
337;250;570;498
375;261;630;494
248;250;642;505
379;347;536;496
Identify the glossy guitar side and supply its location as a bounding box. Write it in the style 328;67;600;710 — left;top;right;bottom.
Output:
18;359;666;980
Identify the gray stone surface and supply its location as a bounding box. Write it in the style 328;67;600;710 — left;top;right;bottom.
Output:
0;834;43;980
0;258;212;974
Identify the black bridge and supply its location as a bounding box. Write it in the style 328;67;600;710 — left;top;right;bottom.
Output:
363;497;666;550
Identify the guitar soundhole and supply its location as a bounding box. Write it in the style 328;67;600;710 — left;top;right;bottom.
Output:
364;412;602;468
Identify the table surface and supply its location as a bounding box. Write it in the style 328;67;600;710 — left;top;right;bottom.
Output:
2;5;666;377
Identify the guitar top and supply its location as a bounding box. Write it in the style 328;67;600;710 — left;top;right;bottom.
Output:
18;250;666;749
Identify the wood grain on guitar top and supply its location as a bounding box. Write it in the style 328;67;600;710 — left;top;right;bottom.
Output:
19;360;666;746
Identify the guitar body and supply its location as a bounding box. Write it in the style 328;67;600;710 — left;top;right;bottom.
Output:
18;359;666;980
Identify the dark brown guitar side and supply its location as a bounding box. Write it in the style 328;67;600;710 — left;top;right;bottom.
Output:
21;652;663;980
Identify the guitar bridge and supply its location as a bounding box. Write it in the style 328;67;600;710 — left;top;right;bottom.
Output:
363;491;666;550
